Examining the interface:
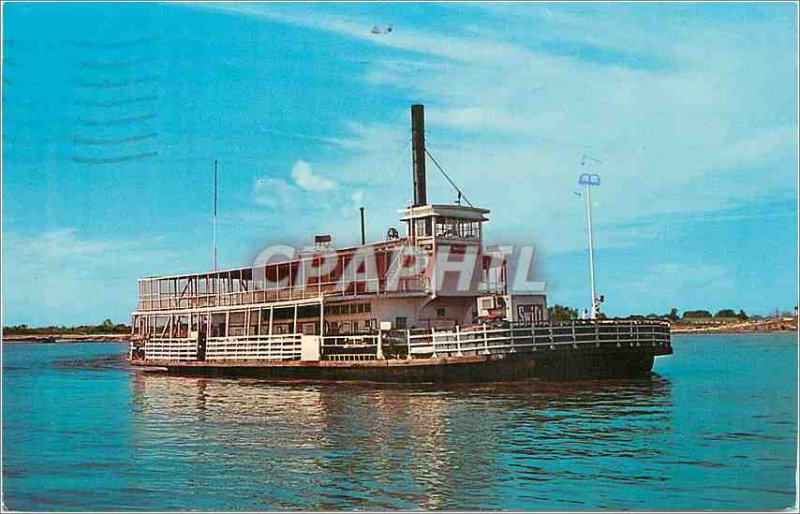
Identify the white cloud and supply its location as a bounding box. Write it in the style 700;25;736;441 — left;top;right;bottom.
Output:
254;176;296;209
291;159;337;192
248;162;369;245
253;160;338;209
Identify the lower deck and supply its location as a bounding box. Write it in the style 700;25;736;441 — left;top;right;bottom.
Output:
130;320;672;382
131;344;670;383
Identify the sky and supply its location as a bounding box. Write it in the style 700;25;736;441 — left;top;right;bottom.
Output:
2;2;797;325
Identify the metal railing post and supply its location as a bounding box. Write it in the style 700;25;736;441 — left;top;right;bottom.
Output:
572;323;578;349
483;323;490;355
455;325;462;356
431;327;437;358
406;329;411;359
595;322;600;348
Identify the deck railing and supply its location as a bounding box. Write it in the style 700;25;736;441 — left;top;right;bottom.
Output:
134;321;671;363
138;334;303;362
205;334;302;361
140;338;198;361
406;321;671;358
136;277;429;312
320;334;381;361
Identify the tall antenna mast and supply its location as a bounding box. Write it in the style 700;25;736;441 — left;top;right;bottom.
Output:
578;168;601;319
213;159;218;270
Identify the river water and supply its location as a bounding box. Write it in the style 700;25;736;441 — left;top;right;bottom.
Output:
2;333;797;511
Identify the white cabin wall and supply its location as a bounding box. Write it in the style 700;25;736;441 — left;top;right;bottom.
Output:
371;297;425;330
418;297;476;328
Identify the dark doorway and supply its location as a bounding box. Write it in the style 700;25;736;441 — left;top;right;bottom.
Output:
197;328;207;361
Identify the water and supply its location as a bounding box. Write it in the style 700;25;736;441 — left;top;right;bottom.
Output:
2;334;797;511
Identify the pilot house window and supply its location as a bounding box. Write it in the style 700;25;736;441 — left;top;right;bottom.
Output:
434;218;480;239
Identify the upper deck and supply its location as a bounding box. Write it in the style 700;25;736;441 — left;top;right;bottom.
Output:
136;239;434;312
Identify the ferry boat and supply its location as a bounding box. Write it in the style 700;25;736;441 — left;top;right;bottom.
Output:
129;105;672;382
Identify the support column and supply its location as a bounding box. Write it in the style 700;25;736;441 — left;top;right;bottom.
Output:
319;300;324;336
269;307;274;336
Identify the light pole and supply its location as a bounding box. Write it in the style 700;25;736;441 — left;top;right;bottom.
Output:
578;172;601;319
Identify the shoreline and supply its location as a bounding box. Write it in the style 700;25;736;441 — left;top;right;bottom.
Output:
671;329;796;335
670;317;797;335
2;334;131;343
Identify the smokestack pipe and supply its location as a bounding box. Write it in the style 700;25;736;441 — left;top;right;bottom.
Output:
359;206;366;245
411;104;427;206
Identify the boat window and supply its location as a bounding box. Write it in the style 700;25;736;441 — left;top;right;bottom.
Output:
414;219;431;237
248;309;260;335
210;313;227;337
434;217;480;239
175;315;189;338
437;308;446;317
395;317;407;329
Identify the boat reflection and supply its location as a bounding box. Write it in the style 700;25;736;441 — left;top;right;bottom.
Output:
129;373;673;509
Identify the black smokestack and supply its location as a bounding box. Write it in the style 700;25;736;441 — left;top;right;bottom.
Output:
411;104;427;206
359;206;366;245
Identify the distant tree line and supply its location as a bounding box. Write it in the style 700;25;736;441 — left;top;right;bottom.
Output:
3;319;130;335
546;305;751;322
547;305;579;322
679;309;748;320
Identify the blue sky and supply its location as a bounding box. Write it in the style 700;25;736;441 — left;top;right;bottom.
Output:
2;2;797;325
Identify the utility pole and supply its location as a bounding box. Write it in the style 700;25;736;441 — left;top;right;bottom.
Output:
213;159;218;270
578;171;601;319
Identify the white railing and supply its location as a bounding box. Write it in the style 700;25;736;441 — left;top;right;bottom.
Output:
204;334;302;361
139;334;303;362
137;276;431;311
142;338;198;361
406;322;671;358
135;322;671;363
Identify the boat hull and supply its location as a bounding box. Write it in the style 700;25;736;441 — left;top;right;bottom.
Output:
131;345;671;383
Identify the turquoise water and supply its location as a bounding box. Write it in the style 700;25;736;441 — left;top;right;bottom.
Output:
2;334;797;511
